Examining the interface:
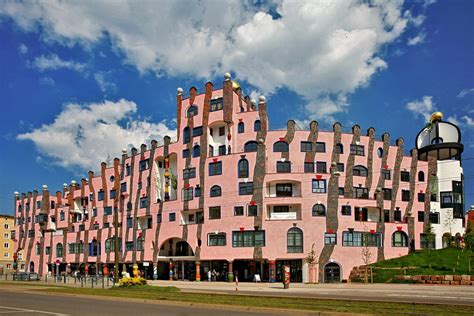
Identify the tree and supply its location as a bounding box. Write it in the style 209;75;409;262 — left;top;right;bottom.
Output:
424;222;435;271
361;234;374;283
464;220;474;251
305;243;319;284
444;211;456;247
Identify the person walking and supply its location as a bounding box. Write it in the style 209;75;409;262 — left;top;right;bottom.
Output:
207;269;212;282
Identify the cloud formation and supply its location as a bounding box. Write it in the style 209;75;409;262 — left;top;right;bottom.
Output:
31;54;86;72
0;0;418;123
405;95;435;121
407;32;426;46
17;99;176;171
457;88;474;98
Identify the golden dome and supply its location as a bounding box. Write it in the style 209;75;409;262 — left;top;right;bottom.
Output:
232;80;240;91
430;111;443;123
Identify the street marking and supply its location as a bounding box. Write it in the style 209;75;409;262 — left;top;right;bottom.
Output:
0;306;69;316
386;294;474;301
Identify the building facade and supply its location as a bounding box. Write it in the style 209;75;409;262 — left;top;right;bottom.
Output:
1;214;25;275
13;74;465;283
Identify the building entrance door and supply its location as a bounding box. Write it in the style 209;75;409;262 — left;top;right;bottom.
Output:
324;262;340;283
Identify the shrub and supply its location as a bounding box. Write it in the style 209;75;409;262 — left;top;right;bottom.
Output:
119;277;147;287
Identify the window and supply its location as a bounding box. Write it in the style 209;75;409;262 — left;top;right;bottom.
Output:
121;182;127;193
316;142;326;153
109;189;117;199
335;143;343;154
98;190;105;201
353;187;369;199
248;205;258;216
392;231;408;247
276;183;292;197
126;217;133;228
139;160;149;171
140;197;149;208
377;147;384;158
60;211;65;221
218;126;225;136
125;164;131;176
238;158;249;178
353;165;368;177
234;206;244;216
274;206;289;213
287;227;303;253
137;237;145;251
238;122;245;134
239;182;253;195
312;204;326;216
192;145;201;158
232;230;265;247
217;144;226;156
300;141;312;152
384;209;390;223
431;137;443;144
400;171;410;182
183;188;193;201
325;233;337;245
273;141;289;152
418;171;425;182
402;190;410;202
394;209;402;222
56;243;63;257
381;169;391;180
417;211;425;222
3;242;8;248
342;231;382;247
210;98;223;112
337;163;345;172
350;144;365;156
183;127;191;144
429;212;440;224
79;224;85;231
208;233;226;246
440;192;453;208
193;126;203;137
105;238;122;252
196;211;204;223
316;162;327;173
209;162;222;176
304;162;314;173
383;188;392;200
194;186;201;197
355;207;368;221
35;243;40;255
183;149;190;158
125;242;134;251
312;179;326;193
209;207;221;219
169;213;176;222
341;205;351;216
28;230;35;238
187;105;198;117
210;185;222;197
276;161;291;173
183;167;196;180
244;141;258;152
254;120;261;132
420;233;435;249
45;246;50;255
157;213;162;223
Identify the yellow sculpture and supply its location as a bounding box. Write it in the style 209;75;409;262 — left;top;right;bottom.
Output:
430;111;443;123
232;80;240;91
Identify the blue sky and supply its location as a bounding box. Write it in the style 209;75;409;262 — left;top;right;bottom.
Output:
0;0;473;214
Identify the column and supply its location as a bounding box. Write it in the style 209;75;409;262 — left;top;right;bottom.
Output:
195;261;201;281
269;260;276;283
153;261;158;280
227;260;233;282
181;261;185;281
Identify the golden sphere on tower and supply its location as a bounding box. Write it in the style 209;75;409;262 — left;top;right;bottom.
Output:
232;80;240;91
430;111;443;123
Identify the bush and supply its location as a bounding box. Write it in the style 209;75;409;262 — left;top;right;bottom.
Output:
119;277;147;287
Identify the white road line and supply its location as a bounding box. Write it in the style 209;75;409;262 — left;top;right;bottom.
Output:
0;306;69;316
386;294;474;301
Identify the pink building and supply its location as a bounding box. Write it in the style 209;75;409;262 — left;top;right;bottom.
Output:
13;74;465;283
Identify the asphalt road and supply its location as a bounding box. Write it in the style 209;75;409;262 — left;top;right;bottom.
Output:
0;290;312;316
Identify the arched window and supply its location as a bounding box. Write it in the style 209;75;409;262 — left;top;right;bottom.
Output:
287;227;303;253
35;243;40;255
273;141;289;152
210;185;222;197
254;120;261;132
105;239;113;252
187;105;198;117
335;143;343;154
418;171;425;182
192;145;200;158
312;204;326;216
238;158;249;178
56;243;63;257
238;122;245;134
137;237;145;251
392;231;408;247
353;165;368;177
377;147;384;158
244;141;258;152
183;127;191;144
431;137;443;144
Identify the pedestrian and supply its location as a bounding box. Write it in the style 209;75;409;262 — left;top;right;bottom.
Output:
212;269;216;281
207;269;212;282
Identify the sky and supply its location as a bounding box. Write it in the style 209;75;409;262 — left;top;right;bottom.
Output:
0;0;473;215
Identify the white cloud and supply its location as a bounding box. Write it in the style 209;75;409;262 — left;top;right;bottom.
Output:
0;0;414;123
94;72;117;93
18;43;28;54
405;95;435;121
17;99;176;171
407;32;426;46
38;76;55;86
32;54;86;72
462;115;474;127
457;88;474;98
447;115;460;126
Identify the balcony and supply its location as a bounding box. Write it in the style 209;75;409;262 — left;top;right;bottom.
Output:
267;204;301;221
265;180;302;199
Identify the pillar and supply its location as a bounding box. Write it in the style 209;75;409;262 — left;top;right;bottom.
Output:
195;261;201;281
153;261;158;280
169;261;173;280
269;260;276;283
227;260;233;282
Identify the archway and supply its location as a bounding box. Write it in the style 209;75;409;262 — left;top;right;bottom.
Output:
324;262;341;283
29;261;35;273
157;238;195;280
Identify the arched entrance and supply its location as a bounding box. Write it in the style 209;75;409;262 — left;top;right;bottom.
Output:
29;261;35;273
324;262;341;283
157;238;195;280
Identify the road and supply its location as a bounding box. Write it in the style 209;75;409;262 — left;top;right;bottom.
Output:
0;289;313;316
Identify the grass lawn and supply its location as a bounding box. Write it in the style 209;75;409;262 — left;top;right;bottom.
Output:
33;285;473;315
369;248;474;283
